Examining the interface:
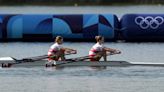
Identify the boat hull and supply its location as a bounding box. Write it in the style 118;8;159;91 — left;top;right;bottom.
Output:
1;60;164;67
0;60;130;67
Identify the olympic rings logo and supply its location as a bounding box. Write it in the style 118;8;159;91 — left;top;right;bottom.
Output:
135;16;164;29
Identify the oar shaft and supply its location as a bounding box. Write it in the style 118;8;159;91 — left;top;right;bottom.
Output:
22;52;75;61
65;52;121;62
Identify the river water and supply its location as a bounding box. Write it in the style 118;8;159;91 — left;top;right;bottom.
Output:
0;5;164;18
1;5;164;92
1;42;164;92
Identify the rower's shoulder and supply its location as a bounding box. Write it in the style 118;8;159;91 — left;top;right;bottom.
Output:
50;43;58;47
93;43;103;48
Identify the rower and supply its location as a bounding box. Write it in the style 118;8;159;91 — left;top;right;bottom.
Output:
89;36;121;61
48;36;76;63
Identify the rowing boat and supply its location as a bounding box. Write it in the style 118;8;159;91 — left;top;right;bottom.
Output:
1;57;164;67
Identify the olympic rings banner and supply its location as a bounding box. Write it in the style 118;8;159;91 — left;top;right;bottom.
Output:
1;13;164;42
0;14;119;41
121;14;164;41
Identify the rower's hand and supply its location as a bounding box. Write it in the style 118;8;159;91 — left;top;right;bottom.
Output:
115;50;121;54
66;50;77;54
109;50;121;55
72;50;77;54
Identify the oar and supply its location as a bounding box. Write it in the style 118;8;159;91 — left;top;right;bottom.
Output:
21;55;48;62
20;52;76;63
66;51;121;61
54;51;121;66
50;55;89;66
0;52;76;67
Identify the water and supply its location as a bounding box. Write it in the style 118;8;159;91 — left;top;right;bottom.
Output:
1;42;164;62
0;5;164;17
1;42;164;92
1;5;164;92
1;66;164;92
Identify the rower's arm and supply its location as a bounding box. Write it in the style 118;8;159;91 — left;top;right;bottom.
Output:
62;48;77;54
103;47;121;54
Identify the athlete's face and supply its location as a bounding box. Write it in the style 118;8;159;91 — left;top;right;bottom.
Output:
58;39;63;44
99;38;104;44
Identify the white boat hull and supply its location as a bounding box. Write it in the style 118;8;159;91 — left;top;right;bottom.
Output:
1;60;164;67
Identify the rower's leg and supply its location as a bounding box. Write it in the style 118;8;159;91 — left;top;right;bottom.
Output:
48;55;57;62
95;51;106;61
97;56;102;61
93;55;102;61
60;54;65;61
102;51;107;61
58;51;65;61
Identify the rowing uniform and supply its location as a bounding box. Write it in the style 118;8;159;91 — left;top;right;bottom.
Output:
48;43;63;61
89;43;104;61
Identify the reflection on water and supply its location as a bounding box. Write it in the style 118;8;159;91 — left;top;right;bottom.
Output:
1;66;164;78
1;66;164;92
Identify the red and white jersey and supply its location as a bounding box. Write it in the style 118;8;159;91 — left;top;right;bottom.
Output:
89;43;104;56
48;43;62;56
